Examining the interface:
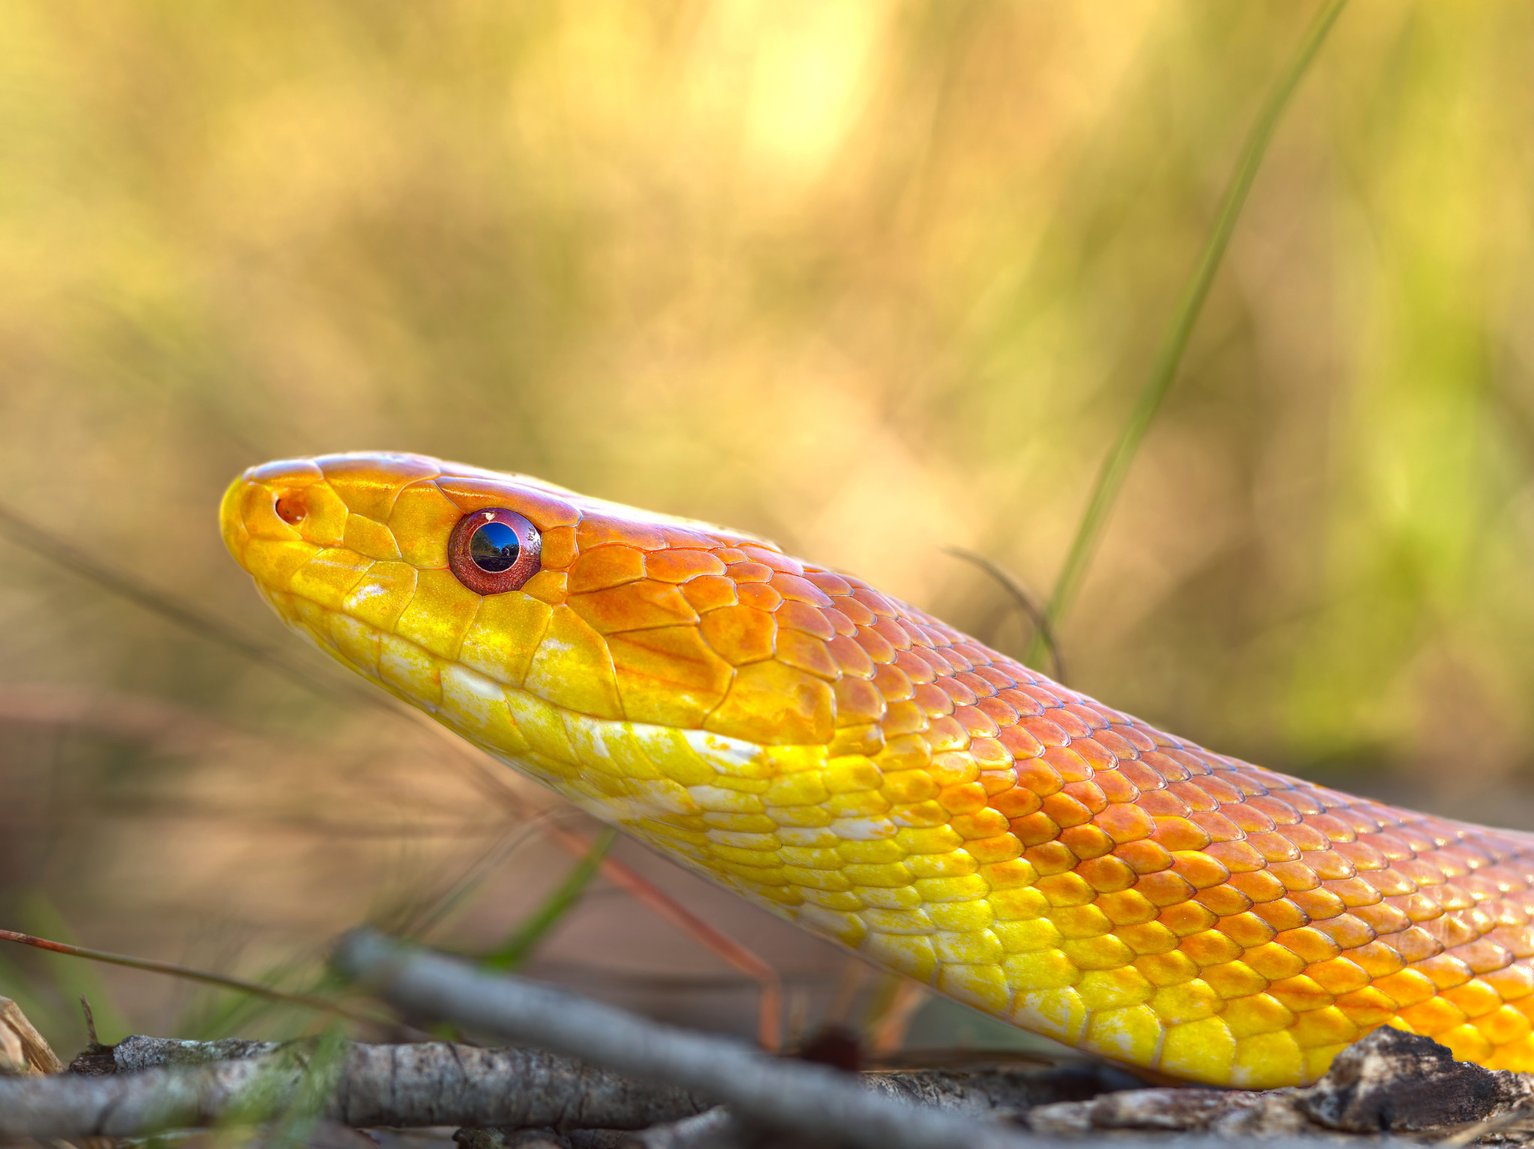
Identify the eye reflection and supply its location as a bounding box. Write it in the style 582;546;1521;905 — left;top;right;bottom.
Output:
468;520;520;573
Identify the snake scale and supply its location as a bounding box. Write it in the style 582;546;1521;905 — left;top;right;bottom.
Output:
220;452;1534;1088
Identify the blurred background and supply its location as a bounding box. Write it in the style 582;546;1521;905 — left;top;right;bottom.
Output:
3;1;1534;1060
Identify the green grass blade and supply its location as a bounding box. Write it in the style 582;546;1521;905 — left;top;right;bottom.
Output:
1029;0;1350;662
480;828;617;971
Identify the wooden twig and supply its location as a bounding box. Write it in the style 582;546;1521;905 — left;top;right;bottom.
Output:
331;928;1388;1149
0;1040;706;1137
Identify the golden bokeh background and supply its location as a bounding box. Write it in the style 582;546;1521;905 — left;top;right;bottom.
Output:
3;2;1534;1055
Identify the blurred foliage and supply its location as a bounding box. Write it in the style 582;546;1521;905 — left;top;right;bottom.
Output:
2;1;1533;1053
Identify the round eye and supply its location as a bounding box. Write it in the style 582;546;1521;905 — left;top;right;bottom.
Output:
448;508;541;595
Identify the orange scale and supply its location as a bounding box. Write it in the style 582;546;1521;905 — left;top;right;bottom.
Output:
1171;852;1233;890
1300;849;1357;882
1286;792;1326;817
1443;979;1506;1019
968;735;1011;770
972;665;1016;690
737;582;782;611
1095;803;1155;847
777;630;839;680
883;700;930;737
1273;926;1343;964
838;598;876;628
1136;870;1197;907
1094;771;1141;806
1393;926;1447;963
1115;760;1165;791
1223;804;1277;835
1041;792;1094;828
1024;839;1077;875
991;787;1043;820
1093;729;1137;760
567;544;647;592
998;687;1044;718
1266;860;1322;892
1401;891;1445;922
1078;854;1139;894
872;664;914;704
968;834;1023;864
1397;997;1467;1036
575;515;669;550
833;677;887;725
680;574;738;613
727;560;775;584
1190;809;1242;842
912;681;955;717
893;648;935;685
1052;709;1095;739
1012;813;1064;849
1304;813;1356;844
1012;756;1064;798
1267;975;1336;1014
1491;965;1534;1002
1197;777;1247;806
955;670;997;698
1482;1004;1533;1046
978;769;1019;797
802;568;852;596
928;715;969;752
1182;930;1244;970
1327;876;1386;907
1289;887;1346;921
821;607;858;638
1346;940;1406;978
1215;911;1278;949
954;705;997;739
1248;795;1303;827
1204;839;1267;874
700;604;777;664
1167;779;1218;812
1020;715;1070;749
1246;831;1301;864
769;571;831;605
976;697;1020;728
1118;839;1173;875
1279;823;1330;853
1058;824;1115;861
1116;725;1159;754
1457;938;1516;975
1356;902;1411;938
1307;957;1371;995
1227;868;1289;904
1193;884;1253;917
644;548;728;583
1142;751;1193;784
1334;840;1389;872
932;681;981;708
1159;901;1219;937
1062;779;1108;814
1154;816;1213;853
1322;913;1379;950
1334;986;1399;1028
872;618;913;652
570;581;700;634
1139;791;1192;818
1252;899;1309;933
937;781;989;816
999;725;1046;764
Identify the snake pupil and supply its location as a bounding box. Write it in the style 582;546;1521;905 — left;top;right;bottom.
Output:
468;520;520;573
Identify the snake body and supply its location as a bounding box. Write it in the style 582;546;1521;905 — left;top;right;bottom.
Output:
221;452;1534;1088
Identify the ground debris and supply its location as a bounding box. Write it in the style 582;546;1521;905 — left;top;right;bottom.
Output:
1029;1028;1534;1140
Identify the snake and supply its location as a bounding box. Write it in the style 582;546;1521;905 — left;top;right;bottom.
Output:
220;451;1534;1089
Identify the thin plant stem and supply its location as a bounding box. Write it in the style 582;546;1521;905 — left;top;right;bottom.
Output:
1028;0;1349;663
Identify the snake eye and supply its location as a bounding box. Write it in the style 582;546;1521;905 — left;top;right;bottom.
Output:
448;508;541;595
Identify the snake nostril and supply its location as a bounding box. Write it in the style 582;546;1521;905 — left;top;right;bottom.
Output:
274;491;309;525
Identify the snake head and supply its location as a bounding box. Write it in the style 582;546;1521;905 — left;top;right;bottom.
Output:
220;454;897;801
